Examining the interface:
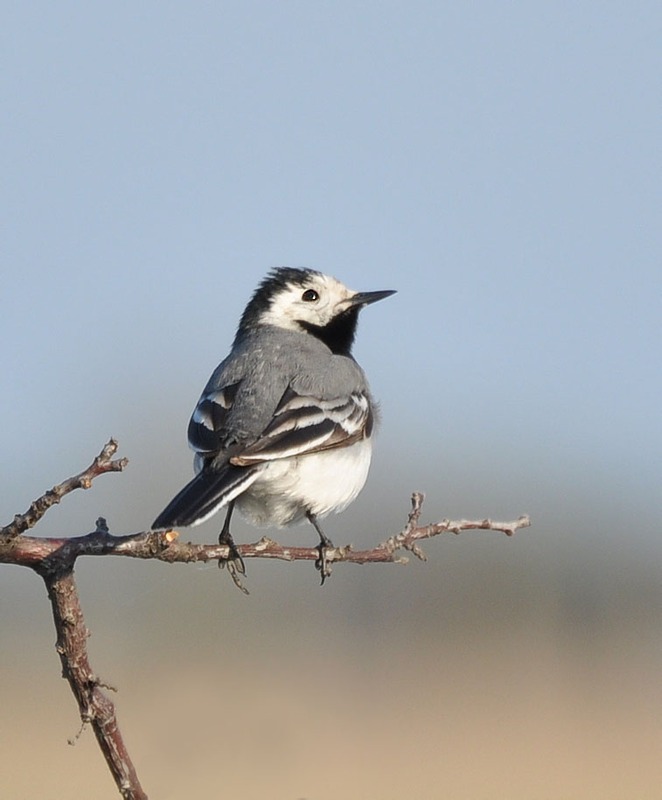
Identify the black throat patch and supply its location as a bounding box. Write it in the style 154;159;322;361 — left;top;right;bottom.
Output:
299;307;360;356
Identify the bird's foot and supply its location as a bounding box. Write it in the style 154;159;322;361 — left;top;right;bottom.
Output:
218;529;249;595
307;512;334;586
315;541;334;585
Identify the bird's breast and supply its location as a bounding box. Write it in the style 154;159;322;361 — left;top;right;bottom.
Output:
235;438;373;527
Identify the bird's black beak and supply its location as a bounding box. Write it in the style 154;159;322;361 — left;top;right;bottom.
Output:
346;289;397;308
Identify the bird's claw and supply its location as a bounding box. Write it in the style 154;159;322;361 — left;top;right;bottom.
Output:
219;556;249;595
218;526;249;594
315;542;333;585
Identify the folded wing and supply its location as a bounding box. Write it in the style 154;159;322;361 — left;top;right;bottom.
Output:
230;386;373;465
152;382;372;529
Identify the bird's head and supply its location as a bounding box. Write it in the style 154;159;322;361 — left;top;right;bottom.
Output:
237;267;395;355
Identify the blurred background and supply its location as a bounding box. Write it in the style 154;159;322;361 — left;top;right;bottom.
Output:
2;2;660;798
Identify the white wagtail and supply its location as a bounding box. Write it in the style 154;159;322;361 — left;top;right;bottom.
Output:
152;267;395;582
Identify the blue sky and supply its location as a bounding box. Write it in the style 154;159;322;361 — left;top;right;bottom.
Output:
3;3;660;547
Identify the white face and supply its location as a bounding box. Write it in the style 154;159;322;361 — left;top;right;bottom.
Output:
258;273;357;331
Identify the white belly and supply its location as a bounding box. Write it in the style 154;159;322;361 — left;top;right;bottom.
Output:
236;438;373;527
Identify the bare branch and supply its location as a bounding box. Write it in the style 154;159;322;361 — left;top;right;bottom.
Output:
0;439;128;540
2;497;530;571
42;566;147;800
1;440;531;799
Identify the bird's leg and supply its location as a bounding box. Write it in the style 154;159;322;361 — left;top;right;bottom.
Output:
218;501;248;592
306;511;334;585
219;501;243;569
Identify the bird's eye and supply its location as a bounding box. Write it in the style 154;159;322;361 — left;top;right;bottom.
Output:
301;289;319;302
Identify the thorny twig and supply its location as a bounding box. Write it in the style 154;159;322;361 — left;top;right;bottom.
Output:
0;438;127;540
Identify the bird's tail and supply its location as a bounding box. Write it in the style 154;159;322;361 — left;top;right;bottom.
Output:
152;465;259;529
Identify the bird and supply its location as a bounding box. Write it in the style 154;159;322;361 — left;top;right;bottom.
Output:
152;267;395;584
